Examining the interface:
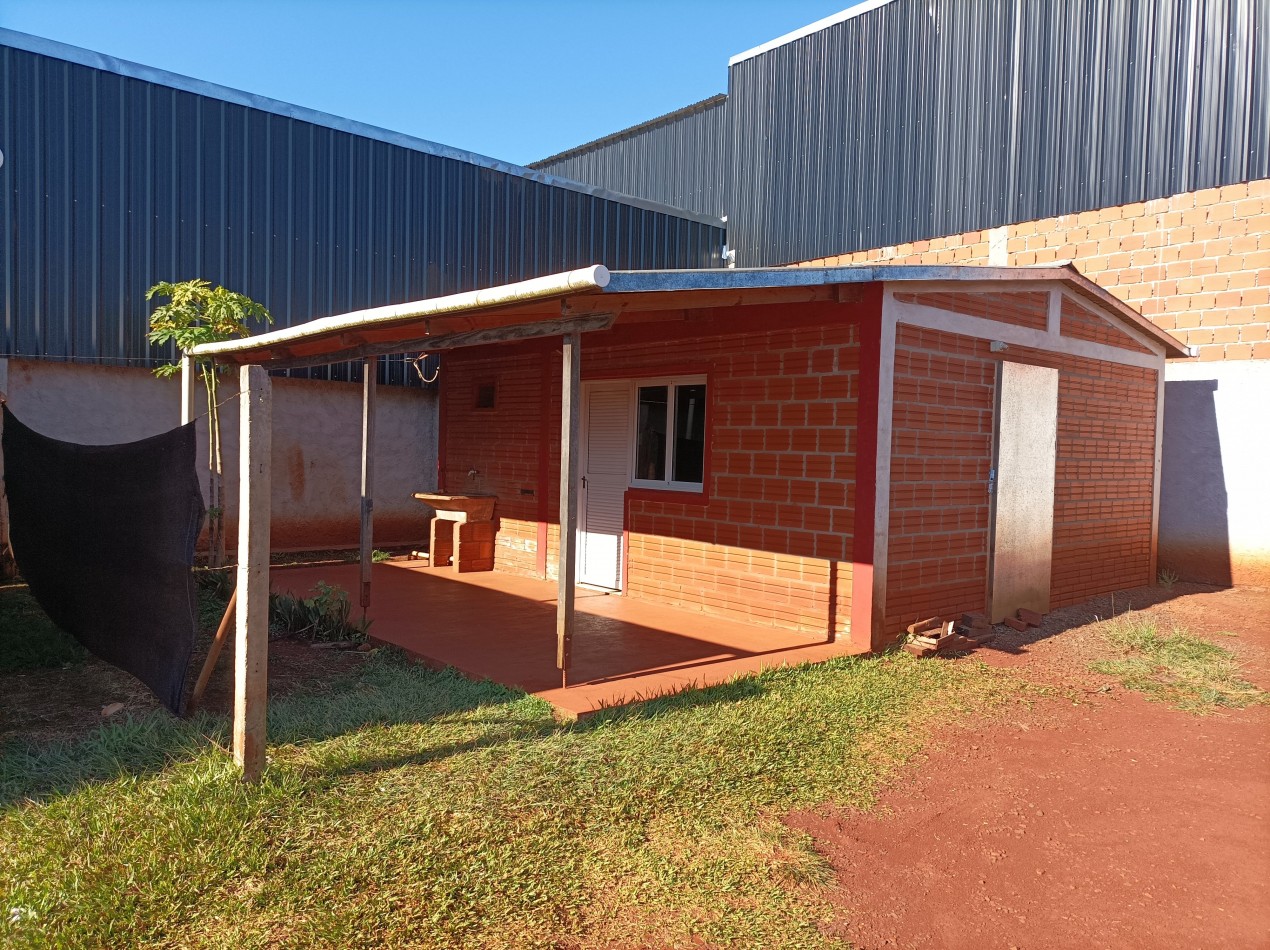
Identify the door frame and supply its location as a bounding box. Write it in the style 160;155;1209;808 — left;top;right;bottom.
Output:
577;380;634;591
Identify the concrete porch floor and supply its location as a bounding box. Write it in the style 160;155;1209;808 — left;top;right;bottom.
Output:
274;560;865;717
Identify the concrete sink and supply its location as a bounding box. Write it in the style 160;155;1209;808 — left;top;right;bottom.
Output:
413;492;496;522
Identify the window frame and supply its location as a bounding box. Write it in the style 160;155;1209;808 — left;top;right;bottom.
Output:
629;375;708;494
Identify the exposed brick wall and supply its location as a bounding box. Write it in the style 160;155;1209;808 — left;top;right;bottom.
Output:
894;290;1050;332
886;327;995;631
441;347;550;577
885;324;1158;634
442;301;870;638
1060;295;1153;353
803;179;1270;362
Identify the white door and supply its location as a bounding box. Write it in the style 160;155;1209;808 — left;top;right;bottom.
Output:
578;382;631;590
989;361;1059;622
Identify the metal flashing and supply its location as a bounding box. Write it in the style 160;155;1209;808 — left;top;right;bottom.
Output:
728;0;896;66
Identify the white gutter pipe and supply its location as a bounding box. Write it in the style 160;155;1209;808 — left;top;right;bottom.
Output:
192;264;611;360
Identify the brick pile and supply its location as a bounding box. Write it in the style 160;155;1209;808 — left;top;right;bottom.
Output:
902;608;1042;657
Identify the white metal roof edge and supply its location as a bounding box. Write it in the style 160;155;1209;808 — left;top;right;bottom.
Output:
193;263;1188;361
604;264;1188;357
729;0;897;67
191;265;611;358
0;29;727;229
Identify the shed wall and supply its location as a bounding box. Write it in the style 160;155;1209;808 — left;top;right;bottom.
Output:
440;300;873;638
885;324;1159;634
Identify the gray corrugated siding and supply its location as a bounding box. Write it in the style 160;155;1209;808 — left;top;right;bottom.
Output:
530;97;729;219
0;45;725;384
728;0;1268;265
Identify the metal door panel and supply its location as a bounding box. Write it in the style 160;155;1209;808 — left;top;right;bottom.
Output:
990;362;1059;622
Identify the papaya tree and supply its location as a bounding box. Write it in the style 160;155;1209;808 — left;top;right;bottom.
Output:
147;279;271;567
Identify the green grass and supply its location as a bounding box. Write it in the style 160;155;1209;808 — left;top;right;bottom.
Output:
0;649;1006;949
1091;613;1266;713
0;587;85;673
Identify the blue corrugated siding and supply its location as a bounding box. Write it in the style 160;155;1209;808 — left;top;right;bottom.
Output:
530;96;730;220
728;0;1268;265
0;44;725;384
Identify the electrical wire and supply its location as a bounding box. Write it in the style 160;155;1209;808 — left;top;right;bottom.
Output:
410;353;440;384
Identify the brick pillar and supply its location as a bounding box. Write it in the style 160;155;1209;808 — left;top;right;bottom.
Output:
429;517;454;567
454;520;495;573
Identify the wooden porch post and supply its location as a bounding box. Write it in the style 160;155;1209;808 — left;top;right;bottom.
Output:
557;332;581;686
235;364;271;782
360;358;377;609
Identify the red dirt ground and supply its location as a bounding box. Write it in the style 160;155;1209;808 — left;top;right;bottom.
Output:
790;584;1270;950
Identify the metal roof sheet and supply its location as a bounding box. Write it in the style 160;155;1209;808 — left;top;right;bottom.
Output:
193;263;1188;365
0;28;726;229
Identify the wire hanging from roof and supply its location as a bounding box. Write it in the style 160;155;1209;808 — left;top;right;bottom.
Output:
410;353;440;385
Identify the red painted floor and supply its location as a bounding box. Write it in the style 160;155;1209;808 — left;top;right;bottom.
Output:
274;560;865;717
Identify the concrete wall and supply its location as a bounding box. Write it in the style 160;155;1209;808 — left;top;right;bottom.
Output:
1159;360;1270;586
797;177;1269;586
0;359;437;551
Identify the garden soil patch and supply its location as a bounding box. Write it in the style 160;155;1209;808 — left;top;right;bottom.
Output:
790;584;1270;949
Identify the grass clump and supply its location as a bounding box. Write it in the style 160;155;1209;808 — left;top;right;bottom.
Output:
1091;613;1265;713
0;586;85;673
0;649;1007;949
269;581;371;643
196;572;370;643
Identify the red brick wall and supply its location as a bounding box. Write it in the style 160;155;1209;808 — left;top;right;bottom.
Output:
885;326;996;631
442;300;872;639
885;323;1158;634
441;346;553;577
802;179;1270;362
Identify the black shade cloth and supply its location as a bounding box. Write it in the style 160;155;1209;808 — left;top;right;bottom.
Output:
2;406;205;713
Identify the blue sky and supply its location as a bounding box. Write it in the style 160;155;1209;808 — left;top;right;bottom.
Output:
1;0;858;166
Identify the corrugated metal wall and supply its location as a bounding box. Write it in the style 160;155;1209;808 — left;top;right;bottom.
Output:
530;96;730;220
728;0;1268;265
0;41;726;385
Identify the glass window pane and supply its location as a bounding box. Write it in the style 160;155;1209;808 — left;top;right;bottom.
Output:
672;384;706;484
636;386;668;481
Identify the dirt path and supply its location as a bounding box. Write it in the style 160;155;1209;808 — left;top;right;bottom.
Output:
791;585;1270;949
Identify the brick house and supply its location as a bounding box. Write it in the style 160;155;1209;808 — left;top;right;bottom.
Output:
203;261;1185;740
417;265;1185;651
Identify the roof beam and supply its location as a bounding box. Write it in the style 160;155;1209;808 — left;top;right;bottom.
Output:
560;285;837;316
216;313;617;370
